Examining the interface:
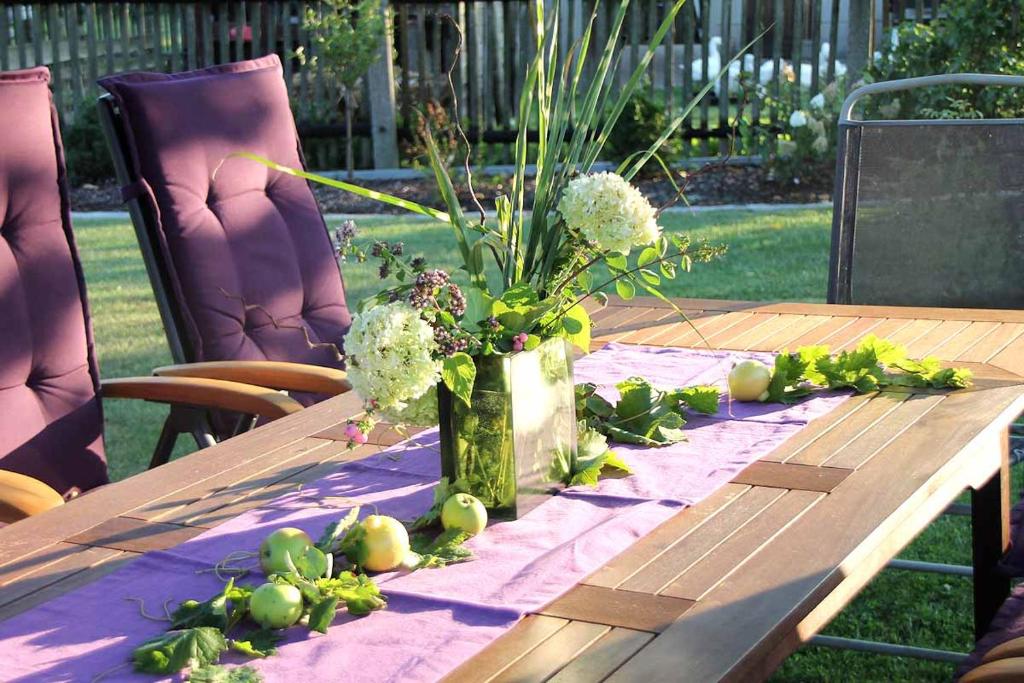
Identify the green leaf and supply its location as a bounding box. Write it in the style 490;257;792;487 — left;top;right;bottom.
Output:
133;627;228;675
463;287;494;328
230;153;448;223
638;268;661;285
170;579;238;632
559;303;591;352
675;385;721;414
523;334;541;351
442;352;477;407
316;507;361;553
605;253;627;271
308;596;340;634
500;283;540;308
228;629;281;659
294;546;330;581
410;528;474;569
637;246;660;268
314;572;386;616
188;664;263;683
660;261;677;279
615;279;636;300
763;351;813;404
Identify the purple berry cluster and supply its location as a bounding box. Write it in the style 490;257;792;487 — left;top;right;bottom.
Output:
434;326;470;356
332;220;357;261
447;283;466;317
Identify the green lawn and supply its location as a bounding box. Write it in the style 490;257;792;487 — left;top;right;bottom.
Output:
75;208;971;681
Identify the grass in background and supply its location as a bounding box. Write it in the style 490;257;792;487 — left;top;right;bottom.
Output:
74;207;969;681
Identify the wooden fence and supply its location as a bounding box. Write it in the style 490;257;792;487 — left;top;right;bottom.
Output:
1;0;925;169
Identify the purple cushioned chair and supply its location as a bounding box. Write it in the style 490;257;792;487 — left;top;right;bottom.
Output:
0;66;304;515
96;56;352;420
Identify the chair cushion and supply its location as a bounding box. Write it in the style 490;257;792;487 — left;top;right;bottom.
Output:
98;56;350;376
958;582;1024;679
0;67;108;495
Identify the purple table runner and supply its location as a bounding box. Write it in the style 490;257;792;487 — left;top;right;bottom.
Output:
0;344;849;682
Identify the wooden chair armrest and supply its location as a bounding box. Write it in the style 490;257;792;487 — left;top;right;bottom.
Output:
983;636;1024;664
961;657;1024;682
0;470;65;523
152;361;351;396
100;376;303;420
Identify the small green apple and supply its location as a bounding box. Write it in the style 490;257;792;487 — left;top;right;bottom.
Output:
249;582;304;629
440;493;488;536
728;359;772;402
259;527;313;575
354;515;410;572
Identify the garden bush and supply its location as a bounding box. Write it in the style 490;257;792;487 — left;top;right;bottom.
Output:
866;0;1024;119
63;102;115;186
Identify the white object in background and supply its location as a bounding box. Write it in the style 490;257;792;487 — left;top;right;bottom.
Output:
690;36;722;90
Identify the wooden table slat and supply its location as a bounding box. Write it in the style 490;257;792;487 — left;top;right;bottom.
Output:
619;486;787;595
662;489;823;601
730;461;850;492
492;620;611;683
538;584;694;633
547;627;654;682
66;517;205;553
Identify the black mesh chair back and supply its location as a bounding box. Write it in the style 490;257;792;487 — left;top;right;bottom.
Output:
829;74;1024;308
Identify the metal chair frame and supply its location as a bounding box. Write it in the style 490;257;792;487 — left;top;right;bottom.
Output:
828;73;1024;307
822;73;1024;665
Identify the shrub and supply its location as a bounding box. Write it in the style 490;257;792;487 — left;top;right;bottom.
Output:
63;102;115;186
743;73;848;185
866;0;1024;119
604;84;684;170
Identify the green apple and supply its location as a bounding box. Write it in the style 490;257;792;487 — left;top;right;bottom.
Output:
441;493;488;536
354;515;410;572
259;527;313;575
249;583;304;629
728;359;772;402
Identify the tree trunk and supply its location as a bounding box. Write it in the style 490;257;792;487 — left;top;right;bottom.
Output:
345;88;355;180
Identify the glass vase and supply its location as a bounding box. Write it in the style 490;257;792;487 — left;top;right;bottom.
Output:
437;336;577;519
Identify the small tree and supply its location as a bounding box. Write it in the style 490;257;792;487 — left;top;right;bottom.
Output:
301;0;386;177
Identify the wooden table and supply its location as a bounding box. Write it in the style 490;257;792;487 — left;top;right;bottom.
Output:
3;298;1024;682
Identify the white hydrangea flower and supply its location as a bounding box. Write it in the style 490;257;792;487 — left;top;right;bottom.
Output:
383;385;439;426
809;93;825;110
345;302;442;415
789;110;808;128
812;135;829;154
557;172;662;255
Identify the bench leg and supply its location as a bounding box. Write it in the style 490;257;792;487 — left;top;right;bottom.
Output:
972;429;1011;639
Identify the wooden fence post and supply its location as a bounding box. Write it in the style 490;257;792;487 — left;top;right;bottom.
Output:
367;0;400;169
847;0;873;81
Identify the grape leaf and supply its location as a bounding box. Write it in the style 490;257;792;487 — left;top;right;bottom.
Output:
566;428;633;487
132;627;228;674
316;506;361;553
188;664;263;683
764;351;815;404
229;629;281;658
307;596;340;634
171;579;246;632
314;572;387;616
294;546;330;581
411;528;473;568
673;385;721;414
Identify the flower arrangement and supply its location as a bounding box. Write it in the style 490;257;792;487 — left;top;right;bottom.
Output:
239;0;752;513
